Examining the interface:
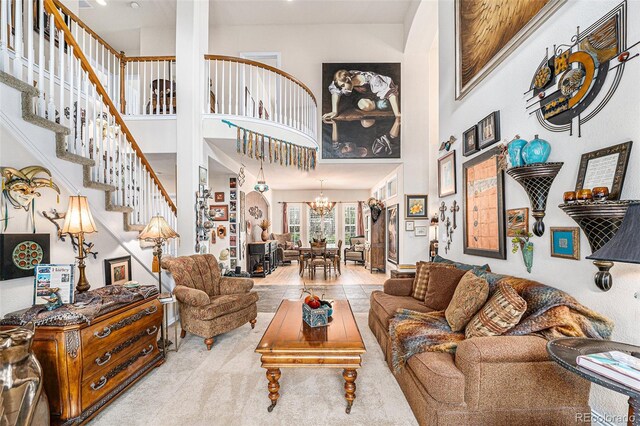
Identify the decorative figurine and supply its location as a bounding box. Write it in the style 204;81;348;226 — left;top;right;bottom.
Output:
42;288;63;311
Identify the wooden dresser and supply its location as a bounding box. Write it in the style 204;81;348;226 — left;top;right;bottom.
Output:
22;296;162;424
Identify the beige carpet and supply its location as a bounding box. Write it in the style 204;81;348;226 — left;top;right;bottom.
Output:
90;313;418;426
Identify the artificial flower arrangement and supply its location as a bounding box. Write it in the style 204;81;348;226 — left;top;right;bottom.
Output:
367;197;385;223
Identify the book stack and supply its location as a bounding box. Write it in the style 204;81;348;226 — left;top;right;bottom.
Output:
577;351;640;391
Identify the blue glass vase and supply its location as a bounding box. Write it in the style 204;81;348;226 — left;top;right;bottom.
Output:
522;135;551;164
507;137;528;168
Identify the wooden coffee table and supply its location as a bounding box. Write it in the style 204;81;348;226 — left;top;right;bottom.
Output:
255;299;366;413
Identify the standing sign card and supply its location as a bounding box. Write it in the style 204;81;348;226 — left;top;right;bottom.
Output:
34;264;75;305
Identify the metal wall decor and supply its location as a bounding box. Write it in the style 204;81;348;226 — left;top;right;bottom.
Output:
41;209;98;259
439;135;457;152
506;162;564;236
450;200;460;229
439;201;447;222
526;1;639;136
575;141;632;200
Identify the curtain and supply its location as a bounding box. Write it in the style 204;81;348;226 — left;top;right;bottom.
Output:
357;201;365;236
282;202;288;234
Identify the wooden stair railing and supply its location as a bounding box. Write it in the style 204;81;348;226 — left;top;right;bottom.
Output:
44;0;177;219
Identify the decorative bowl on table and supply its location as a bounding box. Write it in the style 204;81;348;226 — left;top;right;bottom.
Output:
123;281;140;288
302;303;331;327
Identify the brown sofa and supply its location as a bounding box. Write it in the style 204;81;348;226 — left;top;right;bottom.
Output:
162;254;258;350
369;275;591;425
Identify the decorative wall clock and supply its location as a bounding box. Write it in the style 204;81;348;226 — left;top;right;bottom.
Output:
526;1;639;136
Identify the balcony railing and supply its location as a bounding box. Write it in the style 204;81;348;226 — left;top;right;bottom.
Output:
204;55;317;140
121;56;176;116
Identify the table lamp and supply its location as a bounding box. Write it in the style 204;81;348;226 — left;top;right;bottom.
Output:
138;214;180;294
61;195;97;293
586;203;640;291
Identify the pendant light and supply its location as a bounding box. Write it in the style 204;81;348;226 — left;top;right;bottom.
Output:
254;159;269;193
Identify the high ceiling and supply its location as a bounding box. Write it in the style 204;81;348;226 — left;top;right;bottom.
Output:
62;0;417;52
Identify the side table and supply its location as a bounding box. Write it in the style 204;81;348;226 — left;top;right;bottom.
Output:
547;338;640;426
159;295;180;354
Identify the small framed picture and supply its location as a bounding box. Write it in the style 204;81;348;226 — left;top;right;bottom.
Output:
506;208;529;237
230;259;237;269
478;111;501;149
199;166;208;186
230;236;237;245
229;212;237;223
230;247;238;258
230;191;237;201
414;226;428;236
405;221;415;231
209;205;229;221
217;225;227;238
230;201;237;212
230;224;237;234
230;177;237;189
463;125;479;157
438;151;457;197
575;141;632;201
405;195;428;219
550;227;580;260
104;256;132;285
214;192;225;202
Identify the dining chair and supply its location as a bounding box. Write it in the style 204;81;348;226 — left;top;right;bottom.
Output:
309;242;331;279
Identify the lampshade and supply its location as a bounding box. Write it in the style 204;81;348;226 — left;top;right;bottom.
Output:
138;215;179;241
587;203;640;264
61;196;97;234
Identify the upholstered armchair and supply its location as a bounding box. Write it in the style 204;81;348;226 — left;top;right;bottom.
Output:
344;236;366;265
162;254;259;350
271;233;301;264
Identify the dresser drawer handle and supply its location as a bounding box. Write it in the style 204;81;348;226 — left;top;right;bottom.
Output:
95;352;112;366
94;328;112;339
145;305;158;314
90;376;107;391
141;344;154;356
146;325;158;335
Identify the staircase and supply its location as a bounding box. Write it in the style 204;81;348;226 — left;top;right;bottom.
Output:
0;0;177;254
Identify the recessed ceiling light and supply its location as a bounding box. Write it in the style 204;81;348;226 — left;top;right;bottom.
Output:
130;2;140;8
95;0;107;5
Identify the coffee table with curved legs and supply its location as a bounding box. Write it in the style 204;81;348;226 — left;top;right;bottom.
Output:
255;300;366;414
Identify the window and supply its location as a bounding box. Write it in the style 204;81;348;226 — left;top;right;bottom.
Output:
287;205;301;244
309;208;336;245
344;205;357;243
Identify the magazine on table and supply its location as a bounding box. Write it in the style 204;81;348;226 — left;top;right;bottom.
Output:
33;264;75;305
577;351;640;391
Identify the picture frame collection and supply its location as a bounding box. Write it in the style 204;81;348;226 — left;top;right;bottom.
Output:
463;110;500;157
229;177;238;269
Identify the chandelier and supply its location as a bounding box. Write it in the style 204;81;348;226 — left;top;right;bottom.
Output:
254;160;269;193
310;180;331;215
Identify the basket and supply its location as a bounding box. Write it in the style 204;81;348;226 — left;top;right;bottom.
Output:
302;302;330;327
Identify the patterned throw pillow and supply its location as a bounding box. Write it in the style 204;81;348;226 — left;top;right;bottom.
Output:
445;271;490;332
465;282;527;338
411;262;455;302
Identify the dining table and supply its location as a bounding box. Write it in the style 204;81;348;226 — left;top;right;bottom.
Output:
296;247;340;277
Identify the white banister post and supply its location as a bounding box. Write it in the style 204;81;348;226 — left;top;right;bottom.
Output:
176;0;208;255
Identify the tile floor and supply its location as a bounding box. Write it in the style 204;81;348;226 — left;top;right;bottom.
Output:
255;284;382;313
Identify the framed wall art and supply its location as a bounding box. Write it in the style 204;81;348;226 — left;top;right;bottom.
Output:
387;204;399;264
455;0;566;99
575;141;632;201
229;177;237;189
463;147;506;259
478;111;501;149
405;221;415;231
209;205;229;221
550;227;580;260
405;195;428;219
230;191;237;201
506;208;529;237
199;166;208;186
104;256;132;285
438;151;457;197
463;126;479;157
214;192;225;202
0;233;50;281
321;62;401;159
414;226;428;237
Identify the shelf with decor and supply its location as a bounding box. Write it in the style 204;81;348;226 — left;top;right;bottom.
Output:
507;162;563;237
559;200;638;291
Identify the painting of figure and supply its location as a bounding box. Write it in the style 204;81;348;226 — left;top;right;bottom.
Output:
322;63;401;159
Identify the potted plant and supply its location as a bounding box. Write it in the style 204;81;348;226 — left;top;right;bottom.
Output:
258;219;271;242
512;230;534;273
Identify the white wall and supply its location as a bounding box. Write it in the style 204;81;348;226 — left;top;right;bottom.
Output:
0;127;156;317
435;0;640;421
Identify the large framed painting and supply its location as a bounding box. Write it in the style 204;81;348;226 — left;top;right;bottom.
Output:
0;233;50;281
387;204;399;264
463;147;506;259
455;0;566;99
322;63;401;159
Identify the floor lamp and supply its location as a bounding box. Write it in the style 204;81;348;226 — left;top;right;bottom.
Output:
61;195;97;293
138;214;179;354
